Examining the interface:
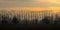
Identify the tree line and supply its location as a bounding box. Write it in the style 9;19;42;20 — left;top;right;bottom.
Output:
0;14;60;24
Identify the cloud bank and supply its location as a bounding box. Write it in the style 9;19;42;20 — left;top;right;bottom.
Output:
0;0;60;8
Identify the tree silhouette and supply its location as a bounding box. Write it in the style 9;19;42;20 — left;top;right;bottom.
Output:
1;16;8;24
31;19;38;24
11;16;19;24
55;14;60;24
57;17;60;24
23;19;27;25
30;19;34;24
34;19;38;24
42;16;50;24
54;20;58;24
27;20;31;24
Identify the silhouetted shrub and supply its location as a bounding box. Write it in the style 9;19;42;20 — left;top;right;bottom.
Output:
11;16;19;24
42;16;50;24
27;20;31;24
2;20;8;24
31;19;38;24
20;19;27;24
34;19;38;24
58;17;60;24
54;20;58;24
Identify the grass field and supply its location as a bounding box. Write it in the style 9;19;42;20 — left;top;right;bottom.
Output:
0;24;60;30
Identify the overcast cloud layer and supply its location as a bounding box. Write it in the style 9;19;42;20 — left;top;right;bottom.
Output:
0;0;60;8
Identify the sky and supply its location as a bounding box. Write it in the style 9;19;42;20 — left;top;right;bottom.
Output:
0;0;60;13
0;0;60;8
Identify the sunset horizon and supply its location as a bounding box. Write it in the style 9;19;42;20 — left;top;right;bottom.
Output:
0;0;60;29
0;0;60;14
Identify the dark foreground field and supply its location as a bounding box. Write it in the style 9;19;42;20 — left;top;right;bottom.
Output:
0;24;60;30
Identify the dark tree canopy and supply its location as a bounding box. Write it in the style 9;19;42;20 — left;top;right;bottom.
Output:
42;16;50;24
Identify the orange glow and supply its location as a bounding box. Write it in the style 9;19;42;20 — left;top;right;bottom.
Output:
0;7;60;13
